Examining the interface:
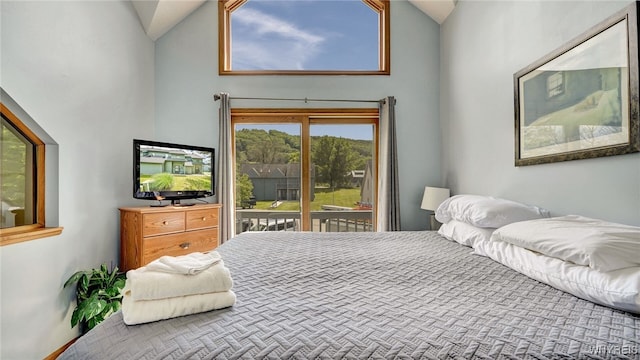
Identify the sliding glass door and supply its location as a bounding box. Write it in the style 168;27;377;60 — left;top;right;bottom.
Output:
309;123;375;232
233;109;378;233
234;123;302;233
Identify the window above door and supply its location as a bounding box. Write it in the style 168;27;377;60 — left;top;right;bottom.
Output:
218;0;390;75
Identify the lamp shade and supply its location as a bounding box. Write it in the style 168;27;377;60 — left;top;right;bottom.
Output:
421;186;450;211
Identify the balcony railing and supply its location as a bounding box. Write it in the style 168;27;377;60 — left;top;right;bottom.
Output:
235;209;373;233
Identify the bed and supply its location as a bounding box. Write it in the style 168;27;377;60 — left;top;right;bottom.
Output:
59;231;640;359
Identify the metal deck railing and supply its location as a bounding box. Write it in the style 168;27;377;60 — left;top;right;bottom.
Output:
235;209;373;233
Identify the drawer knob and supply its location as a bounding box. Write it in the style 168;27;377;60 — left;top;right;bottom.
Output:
201;217;206;221
163;221;169;225
179;242;190;249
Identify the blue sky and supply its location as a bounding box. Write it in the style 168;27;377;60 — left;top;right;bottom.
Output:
311;124;373;141
231;0;379;70
236;124;374;141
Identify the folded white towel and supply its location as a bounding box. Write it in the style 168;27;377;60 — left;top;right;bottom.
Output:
121;288;236;325
146;251;222;275
125;260;233;301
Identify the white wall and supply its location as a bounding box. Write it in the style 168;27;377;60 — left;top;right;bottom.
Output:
441;0;640;226
154;0;442;230
0;1;154;358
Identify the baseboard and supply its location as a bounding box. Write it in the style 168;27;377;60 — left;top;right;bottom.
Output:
43;337;77;360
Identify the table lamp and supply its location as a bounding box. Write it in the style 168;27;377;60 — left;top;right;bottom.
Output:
421;186;450;230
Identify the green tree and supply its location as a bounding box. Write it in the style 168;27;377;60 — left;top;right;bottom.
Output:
235;128;302;165
349;139;373;170
331;138;357;188
235;173;254;208
313;136;334;186
235;128;373;193
313;136;357;188
246;131;290;164
288;151;300;163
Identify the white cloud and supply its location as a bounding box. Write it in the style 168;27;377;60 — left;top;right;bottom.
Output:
234;7;324;44
232;7;325;70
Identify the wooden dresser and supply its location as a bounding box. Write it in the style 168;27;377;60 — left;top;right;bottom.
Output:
119;203;221;272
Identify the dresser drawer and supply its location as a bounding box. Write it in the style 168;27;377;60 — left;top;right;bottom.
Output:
120;204;221;271
186;208;219;231
142;228;219;265
143;212;185;237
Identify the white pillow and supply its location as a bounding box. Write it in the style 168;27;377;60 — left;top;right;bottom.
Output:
476;237;640;314
491;215;640;272
435;194;550;228
438;220;495;250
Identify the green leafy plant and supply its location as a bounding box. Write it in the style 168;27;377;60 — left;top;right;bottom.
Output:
149;172;174;191
64;263;126;333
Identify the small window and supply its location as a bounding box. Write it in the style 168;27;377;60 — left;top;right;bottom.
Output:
1;110;40;230
547;72;564;98
219;0;390;75
1;96;62;245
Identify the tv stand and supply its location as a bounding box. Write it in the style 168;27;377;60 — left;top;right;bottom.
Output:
149;200;196;207
119;203;222;271
171;200;195;207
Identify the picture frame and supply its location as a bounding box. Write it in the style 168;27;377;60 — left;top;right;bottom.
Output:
514;2;640;166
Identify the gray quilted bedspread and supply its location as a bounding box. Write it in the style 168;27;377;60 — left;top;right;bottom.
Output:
60;231;640;359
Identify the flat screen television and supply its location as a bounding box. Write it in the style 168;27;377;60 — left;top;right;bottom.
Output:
133;139;215;206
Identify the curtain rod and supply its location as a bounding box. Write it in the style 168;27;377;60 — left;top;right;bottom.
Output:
213;94;382;104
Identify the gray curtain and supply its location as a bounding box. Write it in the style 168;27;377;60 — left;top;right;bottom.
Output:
216;93;235;242
376;96;401;231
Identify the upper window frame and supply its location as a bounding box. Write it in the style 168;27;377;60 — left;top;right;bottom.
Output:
218;0;390;75
0;100;62;246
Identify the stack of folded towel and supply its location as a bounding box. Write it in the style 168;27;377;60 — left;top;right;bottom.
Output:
121;251;235;325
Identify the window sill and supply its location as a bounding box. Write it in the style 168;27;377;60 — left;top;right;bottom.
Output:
0;226;64;246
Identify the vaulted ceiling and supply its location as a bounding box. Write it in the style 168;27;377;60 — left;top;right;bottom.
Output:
131;0;455;41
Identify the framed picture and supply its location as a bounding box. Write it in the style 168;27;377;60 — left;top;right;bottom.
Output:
514;2;640;166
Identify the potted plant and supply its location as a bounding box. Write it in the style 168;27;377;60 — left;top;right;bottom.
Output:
64;263;126;333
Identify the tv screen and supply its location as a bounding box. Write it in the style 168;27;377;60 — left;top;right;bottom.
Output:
133;139;215;204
